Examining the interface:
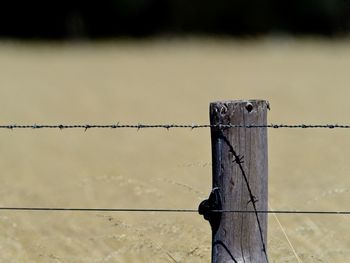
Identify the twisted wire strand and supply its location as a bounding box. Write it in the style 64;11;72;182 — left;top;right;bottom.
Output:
0;124;350;130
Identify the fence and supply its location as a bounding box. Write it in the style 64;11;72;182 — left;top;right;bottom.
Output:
1;99;350;262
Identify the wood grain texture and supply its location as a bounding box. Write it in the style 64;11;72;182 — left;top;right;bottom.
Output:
210;100;269;263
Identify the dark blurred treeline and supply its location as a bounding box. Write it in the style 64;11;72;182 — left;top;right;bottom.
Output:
1;0;349;38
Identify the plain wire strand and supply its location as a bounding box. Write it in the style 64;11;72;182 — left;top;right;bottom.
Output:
1;207;350;215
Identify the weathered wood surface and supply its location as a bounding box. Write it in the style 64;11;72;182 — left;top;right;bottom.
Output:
210;100;269;263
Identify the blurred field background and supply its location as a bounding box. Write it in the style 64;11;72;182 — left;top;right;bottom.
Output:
1;1;350;262
0;38;350;262
1;0;350;38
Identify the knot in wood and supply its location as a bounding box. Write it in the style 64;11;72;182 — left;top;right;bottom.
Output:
198;187;222;232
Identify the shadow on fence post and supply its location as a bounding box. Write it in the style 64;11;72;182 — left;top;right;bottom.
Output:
199;100;269;263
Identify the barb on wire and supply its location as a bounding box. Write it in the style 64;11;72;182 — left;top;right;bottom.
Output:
0;123;350;130
0;207;349;215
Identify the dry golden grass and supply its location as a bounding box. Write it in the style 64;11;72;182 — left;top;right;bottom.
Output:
0;38;350;262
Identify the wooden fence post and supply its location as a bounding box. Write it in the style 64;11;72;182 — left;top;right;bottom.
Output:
200;100;269;263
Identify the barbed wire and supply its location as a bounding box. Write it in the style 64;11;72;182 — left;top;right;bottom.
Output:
0;207;350;215
1;123;350;130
